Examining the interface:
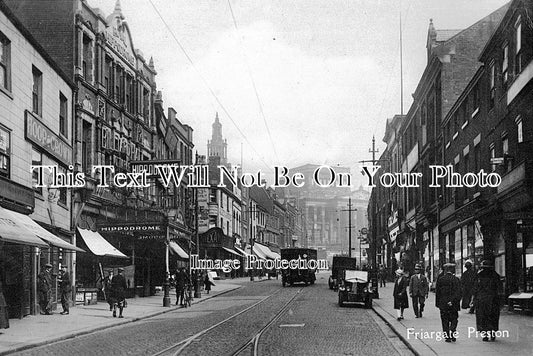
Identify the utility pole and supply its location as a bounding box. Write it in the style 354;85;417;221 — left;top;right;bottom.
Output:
369;136;379;269
341;198;357;258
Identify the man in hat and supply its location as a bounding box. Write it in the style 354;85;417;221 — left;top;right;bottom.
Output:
174;267;189;307
110;267;128;318
461;260;476;313
58;265;71;315
409;263;429;318
472;260;501;341
37;264;53;315
435;263;461;342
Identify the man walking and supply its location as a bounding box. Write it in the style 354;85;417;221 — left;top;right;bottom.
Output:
37;263;53;315
110;267;127;318
59;265;71;315
461;260;476;313
472;260;501;341
435;262;461;342
379;265;387;287
409;263;429;318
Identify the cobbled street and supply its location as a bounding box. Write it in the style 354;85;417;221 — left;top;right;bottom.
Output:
11;273;411;356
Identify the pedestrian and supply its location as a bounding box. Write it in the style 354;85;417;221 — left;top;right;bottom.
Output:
37;263;53;315
472;260;501;342
103;270;114;311
174;267;188;306
0;274;9;329
460;260;476;313
110;267;128;318
393;268;409;320
409;263;429;318
204;271;215;294
435;262;461;342
379;265;387;287
59;265;71;315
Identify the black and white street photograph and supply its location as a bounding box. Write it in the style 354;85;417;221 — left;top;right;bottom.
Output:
0;0;533;355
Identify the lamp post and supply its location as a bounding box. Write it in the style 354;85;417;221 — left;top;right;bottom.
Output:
250;236;255;281
162;219;171;307
194;186;201;298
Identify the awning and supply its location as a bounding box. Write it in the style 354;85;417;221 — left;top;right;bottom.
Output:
0;207;48;247
234;246;249;257
169;241;189;259
252;243;271;260
15;213;85;252
245;245;265;260
254;242;279;260
223;247;243;257
77;228;127;258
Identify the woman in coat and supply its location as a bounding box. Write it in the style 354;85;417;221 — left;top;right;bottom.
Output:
472;260;501;341
393;269;409;320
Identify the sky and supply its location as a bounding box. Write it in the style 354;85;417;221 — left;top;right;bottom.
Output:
88;0;509;187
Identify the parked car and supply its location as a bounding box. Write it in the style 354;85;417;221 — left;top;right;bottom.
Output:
328;256;357;290
338;269;372;308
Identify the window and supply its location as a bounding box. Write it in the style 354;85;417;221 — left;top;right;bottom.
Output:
58;166;67;205
82;35;92;81
490;143;496;172
143;87;150;119
32;148;42;195
0;33;11;91
489;63;495;109
502;135;509;155
502;44;508;84
59;93;68;138
32;66;42;116
105;57;113;97
210;189;217;203
515;17;522;74
472;84;480;112
516;116;523;143
474;144;480;173
0;126;10;178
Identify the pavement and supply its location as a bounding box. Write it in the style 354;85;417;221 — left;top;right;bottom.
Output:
0;277;253;355
372;283;533;355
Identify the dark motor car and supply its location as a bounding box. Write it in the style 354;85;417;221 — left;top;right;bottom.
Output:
328;256;357;290
338;269;372;308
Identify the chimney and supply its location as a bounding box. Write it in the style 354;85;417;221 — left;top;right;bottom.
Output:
168;107;177;123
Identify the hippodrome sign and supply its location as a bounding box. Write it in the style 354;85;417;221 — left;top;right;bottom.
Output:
129;159;181;177
98;222;165;240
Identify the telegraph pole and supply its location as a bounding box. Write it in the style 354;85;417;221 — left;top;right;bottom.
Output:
369;136;379;269
341;198;357;258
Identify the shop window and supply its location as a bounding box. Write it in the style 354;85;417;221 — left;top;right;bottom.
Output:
0;126;10;178
59;92;68;138
0;32;11;92
32;66;42;116
32;148;42;195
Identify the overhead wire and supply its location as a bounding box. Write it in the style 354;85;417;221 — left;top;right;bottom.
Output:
227;0;281;165
147;0;274;173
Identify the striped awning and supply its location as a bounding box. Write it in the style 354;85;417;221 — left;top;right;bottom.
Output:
223;247;243;256
169;241;189;259
77;228;127;258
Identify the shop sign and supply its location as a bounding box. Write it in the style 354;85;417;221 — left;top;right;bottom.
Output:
98;222;165;240
25;111;72;165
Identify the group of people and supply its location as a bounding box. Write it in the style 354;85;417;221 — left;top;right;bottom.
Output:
103;268;128;318
37;264;71;316
172;268;216;307
393;259;501;343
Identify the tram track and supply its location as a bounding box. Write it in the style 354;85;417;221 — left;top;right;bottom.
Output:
151;285;304;356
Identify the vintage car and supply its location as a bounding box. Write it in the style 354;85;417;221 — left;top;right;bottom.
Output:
338;269;372;308
328;256;357;290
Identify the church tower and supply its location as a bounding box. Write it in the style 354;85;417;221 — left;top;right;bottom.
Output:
207;112;227;165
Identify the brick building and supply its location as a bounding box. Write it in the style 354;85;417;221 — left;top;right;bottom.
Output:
0;1;81;318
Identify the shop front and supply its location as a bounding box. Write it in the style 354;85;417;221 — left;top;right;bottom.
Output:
199;228;244;278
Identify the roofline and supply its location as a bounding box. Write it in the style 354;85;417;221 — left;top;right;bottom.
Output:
479;0;518;62
0;1;76;89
